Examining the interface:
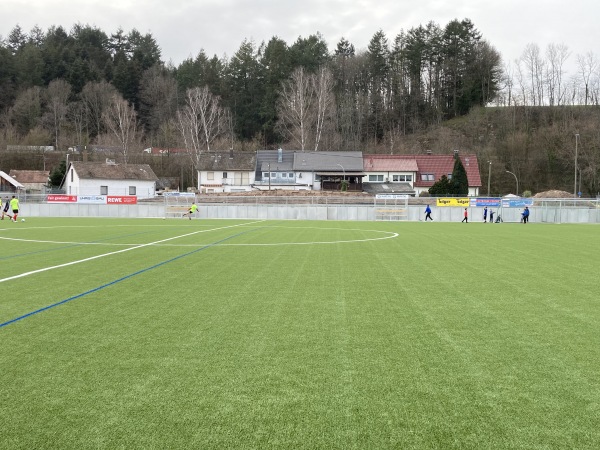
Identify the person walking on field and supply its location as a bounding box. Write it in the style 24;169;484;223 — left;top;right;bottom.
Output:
182;202;198;220
461;208;468;223
9;196;19;222
483;206;488;223
522;206;530;224
1;196;11;220
424;204;433;221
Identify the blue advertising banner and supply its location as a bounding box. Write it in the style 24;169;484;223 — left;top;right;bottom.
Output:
502;198;534;208
472;198;501;207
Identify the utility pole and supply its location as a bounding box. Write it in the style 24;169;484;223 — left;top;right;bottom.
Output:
487;161;492;196
574;134;579;197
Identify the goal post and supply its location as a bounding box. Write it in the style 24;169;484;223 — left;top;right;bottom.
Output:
164;193;197;218
374;194;409;221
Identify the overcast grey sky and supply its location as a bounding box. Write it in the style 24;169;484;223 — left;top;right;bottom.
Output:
2;0;598;71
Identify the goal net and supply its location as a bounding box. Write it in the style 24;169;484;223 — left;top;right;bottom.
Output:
164;193;197;219
374;194;409;221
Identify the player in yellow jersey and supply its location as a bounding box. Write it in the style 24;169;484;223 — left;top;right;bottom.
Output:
182;202;198;220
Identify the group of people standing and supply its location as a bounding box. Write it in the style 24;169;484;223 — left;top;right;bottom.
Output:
1;196;19;222
424;205;530;223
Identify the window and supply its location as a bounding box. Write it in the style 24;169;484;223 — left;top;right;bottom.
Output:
262;172;269;179
393;174;412;182
369;174;384;182
100;185;108;195
289;173;294;178
207;172;214;180
270;172;276;178
421;173;434;181
129;186;136;195
223;172;227;179
70;168;73;182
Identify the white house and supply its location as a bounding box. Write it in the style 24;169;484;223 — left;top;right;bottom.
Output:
362;153;482;197
62;161;158;198
196;151;256;193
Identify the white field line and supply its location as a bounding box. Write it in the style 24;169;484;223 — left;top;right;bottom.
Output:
0;220;264;284
0;226;398;247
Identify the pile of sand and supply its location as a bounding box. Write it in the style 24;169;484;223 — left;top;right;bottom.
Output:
533;190;573;198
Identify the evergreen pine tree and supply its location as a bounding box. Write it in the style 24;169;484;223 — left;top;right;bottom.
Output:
450;157;469;195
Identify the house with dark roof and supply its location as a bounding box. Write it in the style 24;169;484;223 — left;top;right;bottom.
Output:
362;152;481;196
253;149;365;191
254;149;307;190
196;151;256;193
62;161;158;198
0;170;25;192
292;151;364;191
9;170;50;193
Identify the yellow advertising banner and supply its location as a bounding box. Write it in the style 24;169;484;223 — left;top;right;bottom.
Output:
436;198;470;207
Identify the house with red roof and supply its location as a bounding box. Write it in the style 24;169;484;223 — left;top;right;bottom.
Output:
363;152;481;196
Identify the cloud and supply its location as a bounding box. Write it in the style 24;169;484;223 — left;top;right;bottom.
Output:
1;0;599;71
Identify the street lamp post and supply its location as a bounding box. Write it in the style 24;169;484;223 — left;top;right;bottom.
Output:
487;161;492;196
337;163;346;190
506;170;519;196
574;133;579;197
268;162;271;191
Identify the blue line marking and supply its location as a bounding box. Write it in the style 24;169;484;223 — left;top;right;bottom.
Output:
0;227;258;330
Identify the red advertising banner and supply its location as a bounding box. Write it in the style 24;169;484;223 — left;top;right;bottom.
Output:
107;196;137;205
46;195;138;204
47;195;77;203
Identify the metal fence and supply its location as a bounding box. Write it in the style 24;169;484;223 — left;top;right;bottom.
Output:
3;193;599;223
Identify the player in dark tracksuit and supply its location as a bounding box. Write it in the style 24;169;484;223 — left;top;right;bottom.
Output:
424;205;433;221
1;197;10;220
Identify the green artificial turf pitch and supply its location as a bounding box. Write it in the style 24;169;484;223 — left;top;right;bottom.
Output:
1;218;599;449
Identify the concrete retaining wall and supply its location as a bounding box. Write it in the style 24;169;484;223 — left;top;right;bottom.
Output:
14;203;600;223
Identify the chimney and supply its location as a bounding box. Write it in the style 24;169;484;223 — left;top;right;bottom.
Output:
426;150;432;155
83;146;88;162
278;148;283;163
453;149;459;159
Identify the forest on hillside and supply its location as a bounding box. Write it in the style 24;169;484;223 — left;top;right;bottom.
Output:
0;20;599;195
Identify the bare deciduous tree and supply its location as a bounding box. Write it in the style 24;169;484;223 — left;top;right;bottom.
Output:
67;101;87;147
10;86;43;136
102;93;138;164
577;51;598;106
176;86;230;169
139;66;178;136
312;67;336;151
80;81;118;137
276;67;315;151
521;43;545;106
46;79;71;149
545;43;570;106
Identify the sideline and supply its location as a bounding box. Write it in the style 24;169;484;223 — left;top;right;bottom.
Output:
0;220;264;284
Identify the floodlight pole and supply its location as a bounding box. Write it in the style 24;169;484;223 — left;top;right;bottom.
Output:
506;170;519;196
574;133;579;197
487;161;492;196
337;163;345;181
337;163;346;190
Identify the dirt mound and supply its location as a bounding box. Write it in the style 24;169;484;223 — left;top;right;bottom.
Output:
533;190;573;198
